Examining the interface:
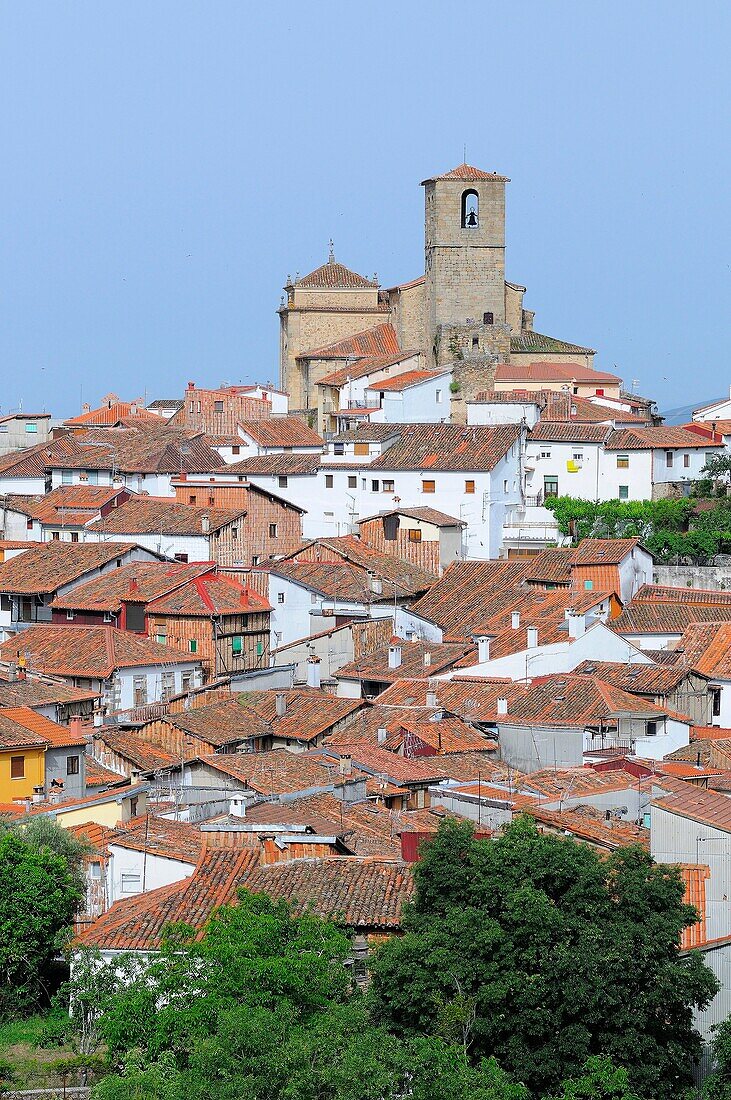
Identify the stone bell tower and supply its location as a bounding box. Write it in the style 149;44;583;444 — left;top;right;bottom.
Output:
422;163;511;391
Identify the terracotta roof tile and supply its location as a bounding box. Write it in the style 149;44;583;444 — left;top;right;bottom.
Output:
0;706;87;748
239;690;362;745
0;625;194;679
613;604;731;635
295;259;378;291
300;322;400;360
367;369;450;393
64;401;159;427
87;498;245;536
318;351;419;388
84;755;128;788
654;786;731;834
336;639;475;685
236;417;323;448
223;453;321;476
93;728;178;771
423;162;510;183
496;360;614;384
571;538;641;566
0;677;97;707
357;506;464;528
49;428;225;474
320;743;447;786
145;573;271;616
51;561;215;613
196;748;360;796
529;422;611;443
368;423;521;473
634;584;731;606
109;814;203;864
675;622;731;679
572;660;701;695
605;426;723;451
0;541;143;595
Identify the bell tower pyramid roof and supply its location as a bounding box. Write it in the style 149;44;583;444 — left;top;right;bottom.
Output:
421;163;510;185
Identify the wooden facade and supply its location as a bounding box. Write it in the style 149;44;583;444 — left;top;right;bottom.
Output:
146;608;271;681
205;489;302;567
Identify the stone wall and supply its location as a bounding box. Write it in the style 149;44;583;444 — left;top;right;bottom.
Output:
653;564;731;590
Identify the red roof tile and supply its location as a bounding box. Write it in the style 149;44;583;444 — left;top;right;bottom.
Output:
0;541;143;595
605;426;723;451
0;625;195;679
236;417;323;448
495;361;620;385
423;162;510;183
294;259;378;290
368;423;521;473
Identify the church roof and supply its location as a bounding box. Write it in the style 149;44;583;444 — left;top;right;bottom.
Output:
422;163;510;184
293;256;377;290
510;330;596;356
298;322;401;361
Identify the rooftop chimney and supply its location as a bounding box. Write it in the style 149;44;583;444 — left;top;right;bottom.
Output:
511;611;521;629
339;755;352;777
423;651;432;667
370;575;383;596
377;726;387;744
388;639;402;670
201;514;211;535
567;610;587;639
497;697;508;716
275;693;287;718
426;688;438;708
188;382;196;390
527;626;538;649
475;635;490;663
307;656;321;690
129;576;139;593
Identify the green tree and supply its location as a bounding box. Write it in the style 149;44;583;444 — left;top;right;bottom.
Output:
547;1055;644;1099
702;1016;731;1098
369;817;717;1100
0;830;83;1019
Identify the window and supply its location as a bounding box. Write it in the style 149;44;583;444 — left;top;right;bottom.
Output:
683;453;691;468
269;523;278;538
66;755;80;776
25;422;37;433
133;676;147;706
103;611;112;623
232;636;243;656
408;529;422;542
665;450;674;468
252;555;261;565
325;474;334;489
354;443;369;456
472;336;479;348
66;610;74;621
189;639;197;654
348;475;357;488
712;687;721;717
120;873;141;894
277;592;285;604
334;443;345;456
572;452;583;462
10;756;24;780
278;475;288;488
540;449;551;459
51;531;60;541
62;470;73;484
231;527;238;540
544;476;559;499
26;518;33;530
174;553;189;563
616;454;629;469
422;479;436;494
70;532;79;543
595;388;605;397
460;188;479;229
232;445;240;455
382;479;394;493
361;478;367;490
213;400;224;412
503;479;509;492
584;579;594;590
156;633;167;645
483;311;494;325
88;470;98;485
161;671;175;702
618;485;629;500
465;480;475;494
189;494;197;504
208;496;215;506
371;480;379;492
436;389;443;403
646;721;657;738
182;672;193;693
256;640;264;656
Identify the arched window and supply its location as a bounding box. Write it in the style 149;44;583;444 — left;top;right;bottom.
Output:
461;189;479;229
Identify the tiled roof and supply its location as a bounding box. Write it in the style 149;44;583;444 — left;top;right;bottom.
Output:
239;690;362;744
109;814;203;864
368;369;450;393
223;453;321;476
541;392;644;424
48;428;225;474
273;538;436;603
407;558;530;635
379;716;494;755
529;422;611;443
87;498;244;536
680;864;710;950
523;765;647;799
498;361;620;384
84;755;128;788
145;574;271;617
0;709;51;750
496;675;666;728
236;417;323;448
320;743;447;786
294;259;378;290
0;541;142;595
508;333;597;356
604;426;723;451
357;506;464;528
634;584;731;606
572;660;701;695
147;399;184;411
676;622;731;679
0;625;194;679
368;423;521;473
318;351;419;388
243;857;413;930
0;436;82;479
195;748;359;796
93;728;178;771
336;639;475;685
302;323;401;362
75;847;260;951
612;604;731;635
0;706;87;748
0;677;98;708
654;787;731;834
159;698;272;749
522;547;573;585
527;804;650;850
51;561;215;613
3;486;131;527
423;163;510;183
571;537;641;566
64;402;159;427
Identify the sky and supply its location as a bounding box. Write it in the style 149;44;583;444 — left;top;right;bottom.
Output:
1;1;729;417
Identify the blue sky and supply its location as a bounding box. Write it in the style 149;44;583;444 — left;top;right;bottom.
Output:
1;1;728;416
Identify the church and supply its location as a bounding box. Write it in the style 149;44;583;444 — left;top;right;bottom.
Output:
278;163;595;424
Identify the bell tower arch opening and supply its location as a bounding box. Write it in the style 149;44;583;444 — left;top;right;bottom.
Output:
461;189;479;229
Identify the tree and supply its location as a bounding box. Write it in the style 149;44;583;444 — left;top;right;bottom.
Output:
369;817;718;1100
702;1016;731;1098
547;1056;644;1099
0;830;83;1018
702;454;731;483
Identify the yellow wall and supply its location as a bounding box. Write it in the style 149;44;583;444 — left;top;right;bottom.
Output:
0;747;45;803
55;789;148;830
